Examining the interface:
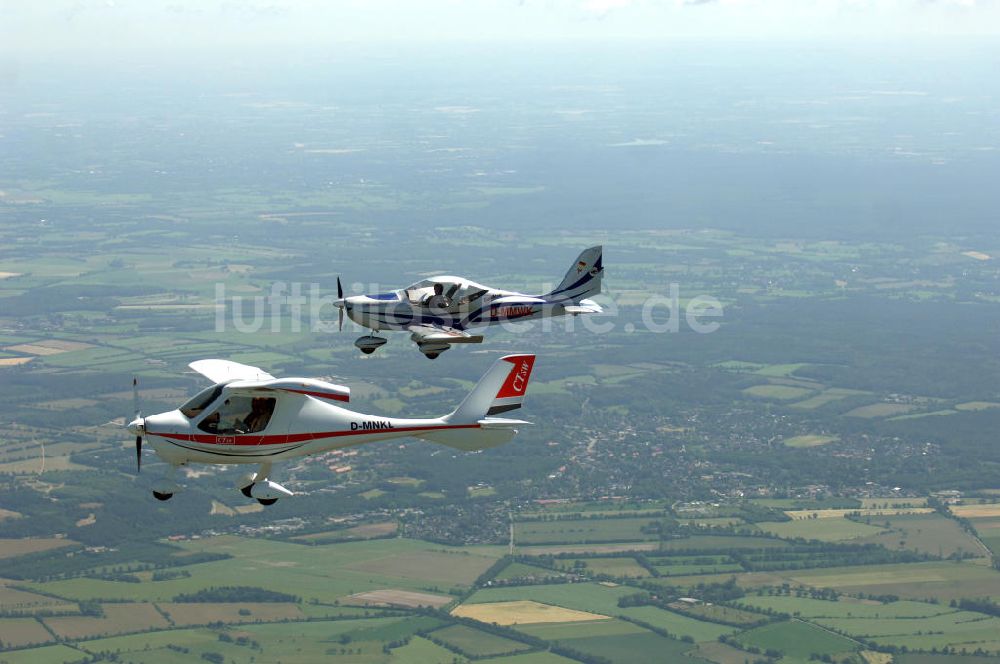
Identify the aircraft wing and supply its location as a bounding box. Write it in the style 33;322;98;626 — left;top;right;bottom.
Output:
189;359;275;383
407;324;485;345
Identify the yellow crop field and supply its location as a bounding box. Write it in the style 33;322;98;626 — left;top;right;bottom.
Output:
951;504;1000;518
452;600;610;625
347;588;454;608
0;537;76;559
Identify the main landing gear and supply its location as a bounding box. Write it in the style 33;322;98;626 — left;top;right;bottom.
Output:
354;335;387;355
237;462;294;506
417;342;450;360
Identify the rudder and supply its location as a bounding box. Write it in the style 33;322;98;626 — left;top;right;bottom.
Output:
546;246;603;301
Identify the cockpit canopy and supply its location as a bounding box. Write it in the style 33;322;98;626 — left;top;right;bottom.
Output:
197;394;276;435
180;384;277;435
403;277;490;306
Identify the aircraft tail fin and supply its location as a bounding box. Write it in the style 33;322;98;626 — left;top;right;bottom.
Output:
446;354;536;423
415;354;534;451
546;246;603;301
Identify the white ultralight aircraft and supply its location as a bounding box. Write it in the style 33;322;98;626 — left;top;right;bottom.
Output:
126;354;536;504
333;245;603;358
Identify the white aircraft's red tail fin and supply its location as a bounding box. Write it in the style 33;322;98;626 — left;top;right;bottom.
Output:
447;354;536;424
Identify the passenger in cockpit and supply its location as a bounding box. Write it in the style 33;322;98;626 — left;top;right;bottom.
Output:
244;397;275;433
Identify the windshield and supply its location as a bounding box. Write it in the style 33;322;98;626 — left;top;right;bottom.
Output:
180;384;224;418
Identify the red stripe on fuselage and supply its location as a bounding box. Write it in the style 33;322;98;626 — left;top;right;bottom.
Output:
150;423;480;446
281;388;349;402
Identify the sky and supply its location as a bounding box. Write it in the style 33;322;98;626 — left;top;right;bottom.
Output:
1;0;998;56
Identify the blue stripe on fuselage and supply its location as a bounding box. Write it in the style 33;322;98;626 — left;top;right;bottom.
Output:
353;300;550;331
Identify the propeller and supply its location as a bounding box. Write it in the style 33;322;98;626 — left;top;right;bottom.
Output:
126;377;144;473
337;276;344;332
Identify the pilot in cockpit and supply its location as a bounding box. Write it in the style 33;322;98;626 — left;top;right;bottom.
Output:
201;411;221;433
423;283;452;311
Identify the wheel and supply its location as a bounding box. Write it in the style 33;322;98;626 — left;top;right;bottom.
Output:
257;498;278;506
360;347;375;355
152;491;173;501
423;352;440;360
240;484;254;498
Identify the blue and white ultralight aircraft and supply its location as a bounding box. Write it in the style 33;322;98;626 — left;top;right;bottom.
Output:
126;354;536;504
333;246;603;358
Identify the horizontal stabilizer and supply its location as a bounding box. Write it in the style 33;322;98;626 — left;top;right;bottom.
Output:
564;303;603;315
478;418;532;429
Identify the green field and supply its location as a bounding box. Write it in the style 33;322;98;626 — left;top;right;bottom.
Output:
896;655;1000;664
553;631;704;664
658;535;789;552
845;402;916;418
24;536;499;603
814;610;1000;652
653;561;744;576
556;556;650;578
428;623;533;657
62;617;460;663
648;553;743;576
857;512;988;558
780;561;1000;603
790;388;868;410
514;517;661;544
388;635;462;664
783;434;839;448
756;517;887;542
732;619;859;660
466;582;634;615
670;602;765;627
617;605;736;641
515;618;645;641
0;644;88;664
742;384;816;400
478;652;580;664
737;596;956;619
494;562;569;582
754;363;810;378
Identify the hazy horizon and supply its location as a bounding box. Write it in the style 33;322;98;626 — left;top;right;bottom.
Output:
2;0;999;59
